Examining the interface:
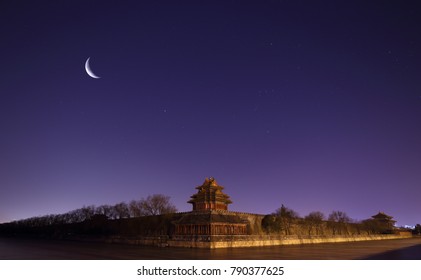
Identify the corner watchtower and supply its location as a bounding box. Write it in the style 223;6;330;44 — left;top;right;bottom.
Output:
188;177;232;211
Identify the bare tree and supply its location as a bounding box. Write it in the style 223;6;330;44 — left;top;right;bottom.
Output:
96;204;114;219
67;209;85;223
274;204;300;235
328;210;351;235
128;200;142;217
304;211;325;235
81;205;96;221
112;202;130;219
138;194;177;216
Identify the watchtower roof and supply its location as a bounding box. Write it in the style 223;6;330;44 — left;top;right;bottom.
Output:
372;211;394;220
188;177;232;211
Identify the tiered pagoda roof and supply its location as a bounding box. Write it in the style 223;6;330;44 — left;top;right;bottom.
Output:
371;211;396;232
188;177;232;211
372;211;395;222
175;179;247;236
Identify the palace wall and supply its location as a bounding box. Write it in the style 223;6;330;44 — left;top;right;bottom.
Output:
103;233;412;249
200;234;412;249
4;178;410;249
219;211;265;234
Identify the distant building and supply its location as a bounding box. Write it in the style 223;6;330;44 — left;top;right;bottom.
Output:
371;211;396;233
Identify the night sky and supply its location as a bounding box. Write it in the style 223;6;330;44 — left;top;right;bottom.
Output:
1;1;420;226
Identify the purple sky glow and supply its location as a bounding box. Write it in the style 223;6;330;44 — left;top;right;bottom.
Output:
1;1;420;226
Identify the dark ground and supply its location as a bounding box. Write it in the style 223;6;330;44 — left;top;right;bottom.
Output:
1;237;420;260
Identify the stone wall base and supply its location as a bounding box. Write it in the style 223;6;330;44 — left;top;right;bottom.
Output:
167;234;412;249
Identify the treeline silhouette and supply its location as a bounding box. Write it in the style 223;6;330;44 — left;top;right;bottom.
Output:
261;205;399;236
0;200;410;239
0;194;179;238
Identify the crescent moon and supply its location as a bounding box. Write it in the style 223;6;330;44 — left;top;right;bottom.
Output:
85;57;101;79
